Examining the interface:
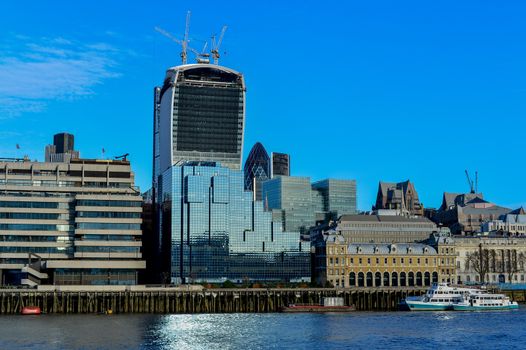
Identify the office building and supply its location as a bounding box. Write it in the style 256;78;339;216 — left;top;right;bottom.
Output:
262;176;314;234
434;193;512;235
159;162;310;284
0;157;145;286
481;209;526;235
154;64;246;180
374;180;423;216
326;214;437;244
44;132;80;163
312;179;357;219
271;152;290;177
262;176;358;233
243;142;271;201
454;236;526;284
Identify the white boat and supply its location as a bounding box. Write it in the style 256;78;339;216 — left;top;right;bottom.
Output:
453;293;519;311
401;283;482;311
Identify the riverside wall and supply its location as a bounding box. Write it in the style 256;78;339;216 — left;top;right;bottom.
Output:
0;287;430;314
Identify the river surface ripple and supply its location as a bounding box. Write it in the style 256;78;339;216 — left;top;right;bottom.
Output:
0;310;524;349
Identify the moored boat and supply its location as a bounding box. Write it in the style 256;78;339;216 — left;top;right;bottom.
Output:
21;306;41;315
281;297;355;313
453;293;519;311
401;283;482;311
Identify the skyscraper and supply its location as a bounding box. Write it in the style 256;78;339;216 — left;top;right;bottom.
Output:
271;152;290;177
159;162;310;284
155;64;246;180
262;176;358;233
45;132;79;163
244;142;271;201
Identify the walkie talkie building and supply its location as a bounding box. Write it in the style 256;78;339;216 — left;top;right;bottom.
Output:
155;64;246;180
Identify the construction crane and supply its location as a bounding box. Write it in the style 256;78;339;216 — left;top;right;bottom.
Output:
211;25;227;65
465;170;479;194
155;25;210;64
114;153;130;161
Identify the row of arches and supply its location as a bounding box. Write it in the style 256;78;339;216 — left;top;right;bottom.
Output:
348;271;438;287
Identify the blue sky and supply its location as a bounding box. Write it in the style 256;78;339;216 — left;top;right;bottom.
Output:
1;1;525;210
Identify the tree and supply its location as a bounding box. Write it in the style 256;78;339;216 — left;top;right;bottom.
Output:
222;280;236;288
507;251;526;283
466;245;490;284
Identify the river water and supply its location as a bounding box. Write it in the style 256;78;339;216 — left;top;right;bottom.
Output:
0;310;524;349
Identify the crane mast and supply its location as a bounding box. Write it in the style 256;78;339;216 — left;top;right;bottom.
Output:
155;12;227;65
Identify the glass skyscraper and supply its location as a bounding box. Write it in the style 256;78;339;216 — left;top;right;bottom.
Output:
262;176;314;234
155;64;246;183
243;142;271;201
262;177;357;233
312;179;357;219
159;162;310;284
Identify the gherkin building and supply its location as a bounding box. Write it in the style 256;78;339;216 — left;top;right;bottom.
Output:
244;142;271;201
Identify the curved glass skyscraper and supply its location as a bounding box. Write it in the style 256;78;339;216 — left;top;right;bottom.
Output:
243;142;271;201
156;64;246;177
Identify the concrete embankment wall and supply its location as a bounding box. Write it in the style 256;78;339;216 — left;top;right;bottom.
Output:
0;287;429;314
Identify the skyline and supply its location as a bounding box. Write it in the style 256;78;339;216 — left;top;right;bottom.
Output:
1;1;526;211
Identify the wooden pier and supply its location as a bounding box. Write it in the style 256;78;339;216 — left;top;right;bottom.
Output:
0;287;430;314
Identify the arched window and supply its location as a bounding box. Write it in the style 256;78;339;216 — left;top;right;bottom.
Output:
432;272;438;283
416;272;423;286
408;272;415;287
366;272;373;287
391;272;398;287
375;272;382;287
358;272;365;287
424;272;431;286
349;272;356;287
383;272;390;287
400;272;406;287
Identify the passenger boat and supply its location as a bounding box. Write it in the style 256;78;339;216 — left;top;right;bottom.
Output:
21;306;41;315
281;297;355;313
401;283;481;311
453;293;519;311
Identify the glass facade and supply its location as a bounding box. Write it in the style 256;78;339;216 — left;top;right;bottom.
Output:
157;65;246;175
262;177;358;233
271;152;290;177
243;142;271;201
312;179;357;219
159;162;310;284
261;176;314;234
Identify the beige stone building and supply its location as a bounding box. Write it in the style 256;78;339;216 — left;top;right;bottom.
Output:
315;234;453;288
454;236;526;285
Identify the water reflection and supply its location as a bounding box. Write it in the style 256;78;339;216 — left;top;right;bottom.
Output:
0;310;524;349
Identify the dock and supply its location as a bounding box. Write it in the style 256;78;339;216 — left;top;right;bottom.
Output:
0;286;430;314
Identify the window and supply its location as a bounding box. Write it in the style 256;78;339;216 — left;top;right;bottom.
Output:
367;258;371;264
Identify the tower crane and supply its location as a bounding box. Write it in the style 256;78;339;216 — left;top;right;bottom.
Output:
465;170;479;194
211;25;227;65
155;26;210;64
